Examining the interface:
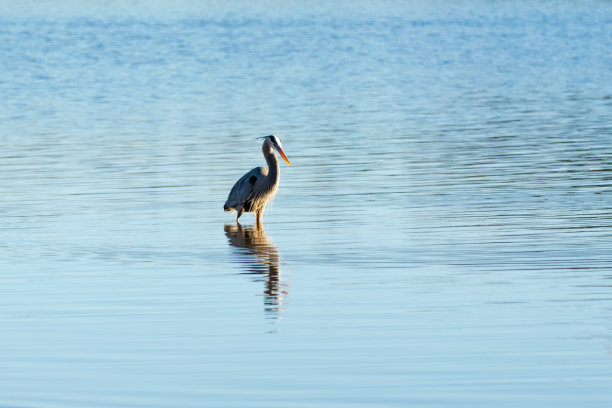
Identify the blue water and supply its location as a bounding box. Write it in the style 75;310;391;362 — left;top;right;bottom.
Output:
1;1;612;407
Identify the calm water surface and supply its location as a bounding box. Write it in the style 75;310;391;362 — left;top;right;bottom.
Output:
1;1;612;407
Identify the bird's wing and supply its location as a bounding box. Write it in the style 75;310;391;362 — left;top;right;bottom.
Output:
224;167;268;211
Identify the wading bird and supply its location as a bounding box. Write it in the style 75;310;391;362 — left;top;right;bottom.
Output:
224;135;291;225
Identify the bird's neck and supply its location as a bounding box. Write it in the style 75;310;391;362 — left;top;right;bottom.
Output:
263;145;280;181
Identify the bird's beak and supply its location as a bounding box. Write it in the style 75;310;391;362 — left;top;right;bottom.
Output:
277;147;291;166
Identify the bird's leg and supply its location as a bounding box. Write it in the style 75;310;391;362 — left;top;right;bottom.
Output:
255;210;262;227
236;208;245;223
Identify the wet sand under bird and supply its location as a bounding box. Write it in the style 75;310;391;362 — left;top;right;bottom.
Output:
224;135;291;225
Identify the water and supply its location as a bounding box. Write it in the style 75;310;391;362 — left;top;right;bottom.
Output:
1;1;612;406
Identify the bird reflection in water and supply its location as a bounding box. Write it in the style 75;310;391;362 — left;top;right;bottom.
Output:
224;223;287;317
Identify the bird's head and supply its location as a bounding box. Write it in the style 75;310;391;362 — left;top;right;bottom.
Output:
262;135;291;166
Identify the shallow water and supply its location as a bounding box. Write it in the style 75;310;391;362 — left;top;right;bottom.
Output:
1;1;612;407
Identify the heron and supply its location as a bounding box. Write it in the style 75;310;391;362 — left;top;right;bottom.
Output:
224;135;291;225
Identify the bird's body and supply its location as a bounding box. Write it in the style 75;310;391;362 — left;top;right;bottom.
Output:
224;135;290;225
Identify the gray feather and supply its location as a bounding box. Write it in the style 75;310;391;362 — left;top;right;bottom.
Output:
224;167;268;212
